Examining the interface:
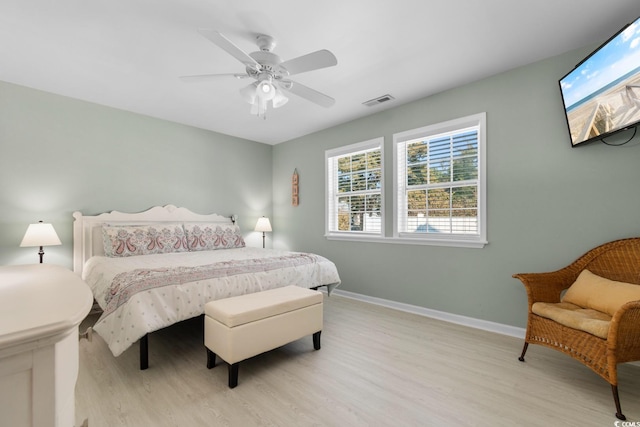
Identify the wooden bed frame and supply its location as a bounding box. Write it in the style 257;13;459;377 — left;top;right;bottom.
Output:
73;205;236;369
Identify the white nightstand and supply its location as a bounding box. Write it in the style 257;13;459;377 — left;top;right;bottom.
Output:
0;264;92;427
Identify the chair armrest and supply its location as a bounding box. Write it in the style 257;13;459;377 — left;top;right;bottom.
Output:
609;301;640;363
513;268;578;310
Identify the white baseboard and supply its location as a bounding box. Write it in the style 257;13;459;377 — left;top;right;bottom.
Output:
324;289;640;367
326;288;526;340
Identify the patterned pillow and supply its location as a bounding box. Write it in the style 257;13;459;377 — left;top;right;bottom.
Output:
102;224;188;257
183;223;246;251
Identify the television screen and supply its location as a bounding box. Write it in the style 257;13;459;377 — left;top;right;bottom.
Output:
559;16;640;147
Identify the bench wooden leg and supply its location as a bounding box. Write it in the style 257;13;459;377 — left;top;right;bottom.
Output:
313;331;321;350
228;363;239;388
206;348;216;369
612;385;626;420
207;348;237;388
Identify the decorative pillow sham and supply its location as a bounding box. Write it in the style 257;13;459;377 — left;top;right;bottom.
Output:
183;223;245;251
102;224;188;257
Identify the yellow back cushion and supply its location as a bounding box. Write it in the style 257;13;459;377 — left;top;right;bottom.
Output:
563;270;640;316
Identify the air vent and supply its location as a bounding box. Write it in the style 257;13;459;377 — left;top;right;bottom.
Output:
362;94;395;107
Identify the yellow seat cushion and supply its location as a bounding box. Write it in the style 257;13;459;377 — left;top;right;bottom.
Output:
532;301;611;339
562;270;640;316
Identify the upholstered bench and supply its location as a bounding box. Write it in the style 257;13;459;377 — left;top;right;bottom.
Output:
204;285;323;388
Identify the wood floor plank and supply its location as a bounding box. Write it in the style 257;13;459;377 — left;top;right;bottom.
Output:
76;294;640;426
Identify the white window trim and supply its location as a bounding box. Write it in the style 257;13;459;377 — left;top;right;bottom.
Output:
324;234;484;248
392;112;487;249
325;137;384;239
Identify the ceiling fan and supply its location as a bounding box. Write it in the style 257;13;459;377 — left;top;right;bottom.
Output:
181;30;338;119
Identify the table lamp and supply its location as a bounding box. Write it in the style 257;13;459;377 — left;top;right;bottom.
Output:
255;217;272;248
20;221;62;263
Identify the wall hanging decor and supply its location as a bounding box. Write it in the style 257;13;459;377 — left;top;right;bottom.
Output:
292;169;299;206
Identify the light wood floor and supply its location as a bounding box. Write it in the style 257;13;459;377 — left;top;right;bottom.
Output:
76;294;640;426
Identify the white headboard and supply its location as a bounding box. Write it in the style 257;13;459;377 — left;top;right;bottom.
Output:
72;205;234;276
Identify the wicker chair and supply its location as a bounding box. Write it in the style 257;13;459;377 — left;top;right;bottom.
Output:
513;237;640;420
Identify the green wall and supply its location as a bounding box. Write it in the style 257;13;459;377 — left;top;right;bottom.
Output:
272;46;640;328
0;81;272;267
3;45;640;329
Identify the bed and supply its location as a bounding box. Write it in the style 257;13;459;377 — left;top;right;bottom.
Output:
73;205;341;369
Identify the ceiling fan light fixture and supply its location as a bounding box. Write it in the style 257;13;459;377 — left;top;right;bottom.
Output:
257;80;276;101
240;82;258;104
272;88;289;108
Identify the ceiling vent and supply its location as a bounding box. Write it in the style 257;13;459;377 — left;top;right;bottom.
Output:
362;94;395;107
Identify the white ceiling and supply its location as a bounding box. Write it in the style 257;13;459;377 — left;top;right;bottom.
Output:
1;1;638;145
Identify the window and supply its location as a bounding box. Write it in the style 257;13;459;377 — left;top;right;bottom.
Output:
393;113;486;248
326;138;383;237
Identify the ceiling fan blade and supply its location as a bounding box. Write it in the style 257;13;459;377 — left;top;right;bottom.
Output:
179;73;248;83
279;50;337;76
281;80;335;108
198;29;260;70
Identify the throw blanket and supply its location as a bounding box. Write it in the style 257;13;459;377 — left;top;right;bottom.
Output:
103;254;319;316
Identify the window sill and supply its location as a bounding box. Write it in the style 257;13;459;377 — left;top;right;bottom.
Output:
325;233;487;248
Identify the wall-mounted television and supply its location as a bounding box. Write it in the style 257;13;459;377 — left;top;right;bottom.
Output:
559;16;640;147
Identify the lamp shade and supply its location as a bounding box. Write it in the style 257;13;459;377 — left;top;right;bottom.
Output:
257;80;276;101
240;82;258;104
255;217;272;233
20;222;62;247
272;88;289;108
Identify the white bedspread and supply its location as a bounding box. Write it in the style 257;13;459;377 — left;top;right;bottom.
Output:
83;247;341;356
